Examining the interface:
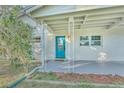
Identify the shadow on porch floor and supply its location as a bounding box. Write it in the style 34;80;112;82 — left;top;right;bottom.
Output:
39;60;124;76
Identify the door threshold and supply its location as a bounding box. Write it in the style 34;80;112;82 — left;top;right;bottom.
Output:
55;58;67;62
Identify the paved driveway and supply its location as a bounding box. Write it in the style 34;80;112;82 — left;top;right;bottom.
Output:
39;60;124;76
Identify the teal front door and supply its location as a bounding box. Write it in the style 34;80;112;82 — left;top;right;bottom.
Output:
56;36;65;58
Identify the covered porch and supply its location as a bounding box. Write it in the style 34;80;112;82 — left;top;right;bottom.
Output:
27;5;124;76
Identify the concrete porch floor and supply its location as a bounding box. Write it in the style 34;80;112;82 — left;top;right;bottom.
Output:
39;60;124;76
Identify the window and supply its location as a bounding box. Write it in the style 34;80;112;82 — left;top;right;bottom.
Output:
80;36;89;46
80;36;102;46
91;36;101;46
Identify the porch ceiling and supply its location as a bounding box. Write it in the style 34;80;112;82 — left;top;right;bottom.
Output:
35;5;124;32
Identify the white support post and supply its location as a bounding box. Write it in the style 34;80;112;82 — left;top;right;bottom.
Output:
31;29;34;61
40;22;45;72
68;17;75;73
68;17;71;73
80;15;88;29
72;17;75;73
44;24;47;72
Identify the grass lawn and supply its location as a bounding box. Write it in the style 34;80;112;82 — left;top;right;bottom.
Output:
0;60;25;87
16;72;124;88
0;60;40;88
32;72;59;80
16;80;96;88
17;79;124;88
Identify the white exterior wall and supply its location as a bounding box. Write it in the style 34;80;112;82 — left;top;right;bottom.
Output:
46;27;124;62
74;27;124;61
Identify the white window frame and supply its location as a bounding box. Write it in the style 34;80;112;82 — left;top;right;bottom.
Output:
80;35;102;47
91;36;102;46
80;36;89;46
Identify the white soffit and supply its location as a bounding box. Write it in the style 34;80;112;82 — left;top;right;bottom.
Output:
31;5;124;31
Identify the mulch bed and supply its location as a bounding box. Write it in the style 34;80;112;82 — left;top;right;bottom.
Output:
53;72;124;84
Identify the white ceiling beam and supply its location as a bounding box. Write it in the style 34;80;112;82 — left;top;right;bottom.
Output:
87;13;124;21
50;23;80;27
45;18;120;26
106;17;124;30
45;18;72;24
84;24;108;28
53;27;79;31
51;23;108;31
53;26;106;32
86;18;120;24
50;22;110;28
52;25;79;30
46;17;120;25
85;22;114;26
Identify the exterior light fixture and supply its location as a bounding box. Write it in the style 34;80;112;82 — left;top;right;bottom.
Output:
66;35;71;43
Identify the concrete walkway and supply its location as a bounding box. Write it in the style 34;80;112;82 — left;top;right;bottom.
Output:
39;60;124;76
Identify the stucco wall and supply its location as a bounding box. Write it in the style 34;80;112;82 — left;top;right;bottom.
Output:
46;27;124;62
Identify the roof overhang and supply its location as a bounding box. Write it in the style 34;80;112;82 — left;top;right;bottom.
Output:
23;5;43;14
20;5;124;32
